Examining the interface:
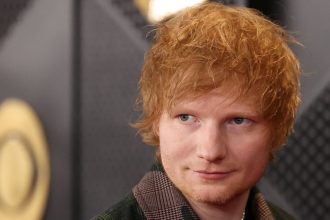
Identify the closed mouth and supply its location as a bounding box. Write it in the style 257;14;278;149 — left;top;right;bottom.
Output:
193;170;234;180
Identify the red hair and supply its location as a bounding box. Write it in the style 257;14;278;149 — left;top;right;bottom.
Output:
133;2;301;151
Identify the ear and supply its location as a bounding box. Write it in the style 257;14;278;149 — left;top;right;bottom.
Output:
152;115;161;137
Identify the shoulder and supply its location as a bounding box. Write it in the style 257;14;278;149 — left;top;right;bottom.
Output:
90;193;146;220
247;187;297;220
268;202;297;220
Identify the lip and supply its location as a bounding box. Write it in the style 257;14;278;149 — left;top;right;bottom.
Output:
193;170;233;180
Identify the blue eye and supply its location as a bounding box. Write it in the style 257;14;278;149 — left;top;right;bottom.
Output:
231;117;249;125
178;114;195;122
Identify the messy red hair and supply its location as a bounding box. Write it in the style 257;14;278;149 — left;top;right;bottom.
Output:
133;2;301;151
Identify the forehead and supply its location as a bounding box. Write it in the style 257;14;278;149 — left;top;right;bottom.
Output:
171;86;262;114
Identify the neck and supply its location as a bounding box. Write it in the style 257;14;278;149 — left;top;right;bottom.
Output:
187;191;249;220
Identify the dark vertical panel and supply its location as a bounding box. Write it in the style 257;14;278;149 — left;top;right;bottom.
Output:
286;0;330;114
80;0;153;218
72;0;82;219
0;0;73;219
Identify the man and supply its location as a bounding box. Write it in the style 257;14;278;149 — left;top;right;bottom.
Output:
92;2;300;220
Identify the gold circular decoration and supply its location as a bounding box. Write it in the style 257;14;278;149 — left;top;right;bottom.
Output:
0;135;36;209
0;99;50;220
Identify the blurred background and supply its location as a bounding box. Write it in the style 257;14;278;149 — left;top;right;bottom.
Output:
0;0;329;219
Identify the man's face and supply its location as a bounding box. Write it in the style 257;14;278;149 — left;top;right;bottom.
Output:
158;86;272;206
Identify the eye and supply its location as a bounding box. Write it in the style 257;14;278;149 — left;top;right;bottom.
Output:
233;117;244;124
178;114;196;123
230;117;250;125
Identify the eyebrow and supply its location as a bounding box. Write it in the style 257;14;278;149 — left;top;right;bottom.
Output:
170;102;262;118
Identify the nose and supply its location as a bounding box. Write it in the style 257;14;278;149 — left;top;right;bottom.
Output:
196;123;227;162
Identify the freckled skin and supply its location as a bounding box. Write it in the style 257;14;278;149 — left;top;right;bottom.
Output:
159;87;272;213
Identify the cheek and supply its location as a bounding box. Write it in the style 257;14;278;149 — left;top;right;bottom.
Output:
230;135;272;167
233;139;271;185
247;148;271;178
159;125;193;162
159;132;184;159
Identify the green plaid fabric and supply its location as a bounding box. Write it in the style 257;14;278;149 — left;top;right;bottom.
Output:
91;164;296;220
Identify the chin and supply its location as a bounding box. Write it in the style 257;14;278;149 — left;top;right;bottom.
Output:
180;182;249;206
